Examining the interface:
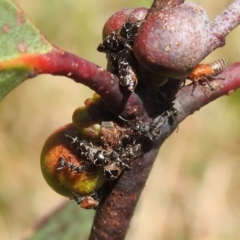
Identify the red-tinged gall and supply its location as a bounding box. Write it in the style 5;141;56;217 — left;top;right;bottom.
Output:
133;3;211;80
40;124;105;197
102;7;148;39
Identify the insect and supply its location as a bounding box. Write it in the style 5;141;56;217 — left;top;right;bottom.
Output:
132;118;163;139
188;58;227;91
65;134;141;166
103;143;142;180
65;134;142;181
70;192;99;210
103;161;123;181
109;143;141;167
57;155;86;173
97;21;143;54
120;115;165;140
64;135;109;166
117;48;138;91
97;21;143;91
121;107;178;140
120;143;142;162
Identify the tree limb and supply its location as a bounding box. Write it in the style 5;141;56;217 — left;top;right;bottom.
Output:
88;61;240;240
207;0;240;56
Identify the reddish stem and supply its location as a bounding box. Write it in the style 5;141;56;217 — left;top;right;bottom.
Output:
23;47;146;118
207;0;240;55
176;62;240;122
88;61;240;240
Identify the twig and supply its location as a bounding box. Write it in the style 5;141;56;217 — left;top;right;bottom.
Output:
207;0;240;55
88;61;240;240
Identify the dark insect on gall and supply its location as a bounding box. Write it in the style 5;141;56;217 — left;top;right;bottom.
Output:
57;155;86;173
64;133;142;181
64;135;109;166
97;21;143;54
103;143;142;181
117;47;138;91
97;20;144;91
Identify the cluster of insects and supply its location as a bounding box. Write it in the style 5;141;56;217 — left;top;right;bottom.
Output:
98;14;227;94
97;20;144;91
57;128;143;208
63;134;142;180
187;57;227;92
57;91;180;209
120;102;178;141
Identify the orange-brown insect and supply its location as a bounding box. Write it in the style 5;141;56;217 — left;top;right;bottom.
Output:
70;192;99;209
188;58;227;91
79;195;99;209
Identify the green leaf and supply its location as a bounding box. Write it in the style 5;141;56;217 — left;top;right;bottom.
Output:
24;201;94;240
0;0;52;102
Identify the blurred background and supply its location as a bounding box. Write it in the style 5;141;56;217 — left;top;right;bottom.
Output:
0;0;240;239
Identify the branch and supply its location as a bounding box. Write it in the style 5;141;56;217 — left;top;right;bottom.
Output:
206;0;240;55
16;47;145;118
9;0;238;118
88;60;240;239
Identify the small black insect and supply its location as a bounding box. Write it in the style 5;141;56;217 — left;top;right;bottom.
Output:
97;21;143;54
121;143;142;161
64;135;109;166
117;48;138;91
103;143;142;180
119;21;143;40
131;110;178;140
111;143;141;166
120;103;178;140
57;155;86;173
97;20;144;91
119;116;163;140
64;134;142;181
103;161;122;181
97;29;122;53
